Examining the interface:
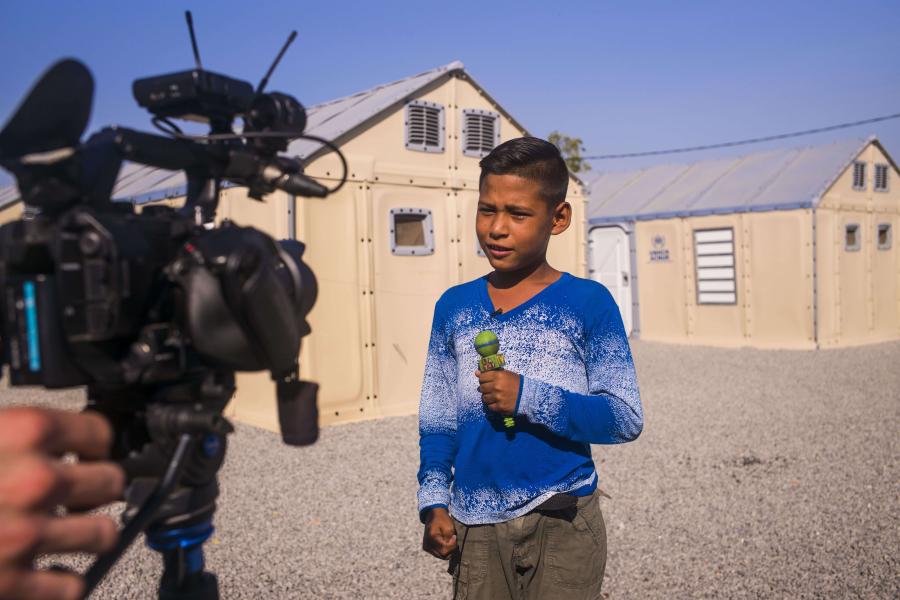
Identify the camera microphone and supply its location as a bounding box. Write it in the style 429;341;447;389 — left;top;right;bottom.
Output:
261;163;328;197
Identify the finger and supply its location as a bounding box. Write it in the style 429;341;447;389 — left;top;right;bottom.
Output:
478;370;499;384
0;513;41;563
423;537;443;559
0;409;113;460
474;370;481;378
0;454;62;511
0;457;121;512
0;568;84;600
57;462;125;510
438;534;458;559
34;514;118;555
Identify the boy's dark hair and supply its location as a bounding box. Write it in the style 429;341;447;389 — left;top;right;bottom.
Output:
479;137;569;207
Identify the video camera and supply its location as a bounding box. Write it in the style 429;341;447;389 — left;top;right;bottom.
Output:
0;12;344;599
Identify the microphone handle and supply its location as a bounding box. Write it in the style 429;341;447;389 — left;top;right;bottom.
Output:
479;353;514;429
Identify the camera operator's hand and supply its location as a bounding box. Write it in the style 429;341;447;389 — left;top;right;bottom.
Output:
422;507;457;560
0;408;124;600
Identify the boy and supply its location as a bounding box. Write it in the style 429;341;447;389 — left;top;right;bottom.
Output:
417;137;643;599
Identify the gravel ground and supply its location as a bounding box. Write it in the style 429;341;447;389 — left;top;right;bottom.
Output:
4;340;899;599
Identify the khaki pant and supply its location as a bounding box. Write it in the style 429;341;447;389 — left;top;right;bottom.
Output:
449;489;607;600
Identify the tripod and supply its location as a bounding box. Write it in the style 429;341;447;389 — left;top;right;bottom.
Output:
79;369;235;600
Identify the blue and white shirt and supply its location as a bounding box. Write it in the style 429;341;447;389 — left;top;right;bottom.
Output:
417;272;643;525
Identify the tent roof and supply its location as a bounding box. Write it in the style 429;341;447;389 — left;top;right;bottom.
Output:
587;136;892;225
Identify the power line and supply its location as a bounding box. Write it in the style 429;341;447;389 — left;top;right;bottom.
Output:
583;111;900;160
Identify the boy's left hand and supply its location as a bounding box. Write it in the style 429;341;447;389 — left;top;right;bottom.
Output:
475;369;520;416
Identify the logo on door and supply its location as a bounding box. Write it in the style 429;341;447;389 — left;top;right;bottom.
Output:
650;234;670;262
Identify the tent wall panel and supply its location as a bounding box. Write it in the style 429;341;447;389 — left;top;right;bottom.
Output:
297;183;372;422
370;185;457;418
683;214;746;346
872;212;899;335
815;209;840;347
837;209;872;342
634;219;689;342
745;210;815;348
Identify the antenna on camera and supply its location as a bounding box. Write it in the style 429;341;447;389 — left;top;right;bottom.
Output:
256;31;297;94
185;10;204;71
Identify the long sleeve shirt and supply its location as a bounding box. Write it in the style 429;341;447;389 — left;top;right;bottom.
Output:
417;272;643;525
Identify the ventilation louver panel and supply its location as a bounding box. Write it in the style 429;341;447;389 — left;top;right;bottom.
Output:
694;228;737;305
874;164;889;191
853;161;866;190
462;109;500;157
405;101;444;153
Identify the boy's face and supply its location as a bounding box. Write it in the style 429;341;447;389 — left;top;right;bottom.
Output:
476;174;571;272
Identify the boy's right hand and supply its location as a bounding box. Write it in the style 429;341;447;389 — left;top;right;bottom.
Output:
422;507;457;560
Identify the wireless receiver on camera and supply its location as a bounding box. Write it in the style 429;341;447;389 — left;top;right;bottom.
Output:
0;10;348;600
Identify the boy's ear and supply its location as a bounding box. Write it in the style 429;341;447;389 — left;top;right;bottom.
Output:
550;201;572;235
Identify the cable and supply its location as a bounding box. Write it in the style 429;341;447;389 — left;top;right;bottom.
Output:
293;133;348;194
151;116;183;136
583;111;900;160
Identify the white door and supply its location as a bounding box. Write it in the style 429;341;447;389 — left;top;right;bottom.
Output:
588;226;633;335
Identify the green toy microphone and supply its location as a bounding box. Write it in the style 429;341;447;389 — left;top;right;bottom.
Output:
474;330;515;428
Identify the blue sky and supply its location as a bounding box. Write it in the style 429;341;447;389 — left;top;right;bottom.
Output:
1;0;898;186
